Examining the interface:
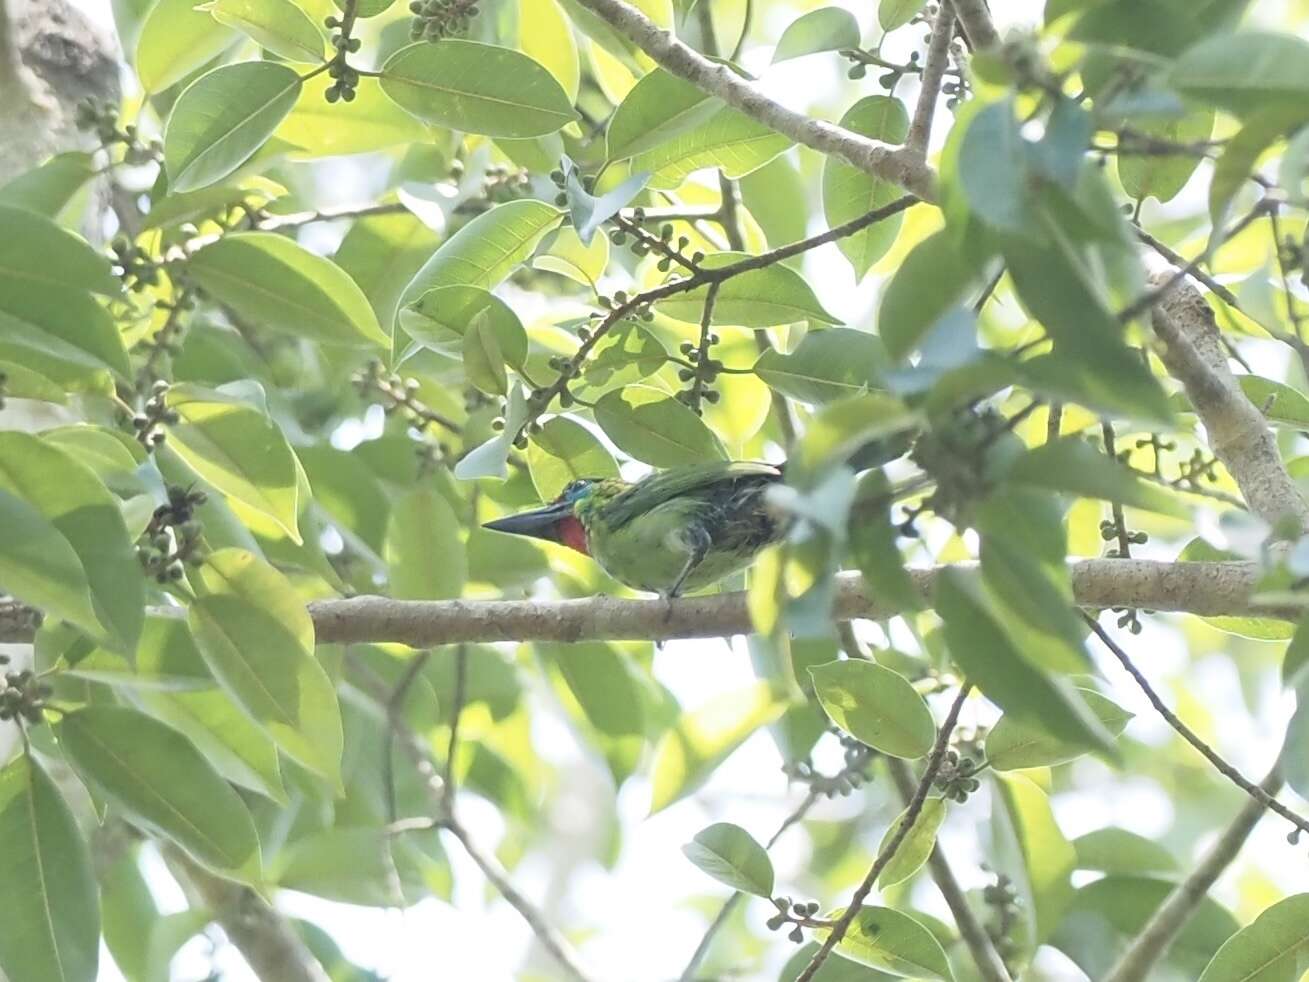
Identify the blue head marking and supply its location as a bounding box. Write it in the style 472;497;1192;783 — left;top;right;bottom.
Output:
558;479;597;504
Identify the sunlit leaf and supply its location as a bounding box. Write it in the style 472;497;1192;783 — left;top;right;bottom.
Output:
809;659;935;758
682;822;775;897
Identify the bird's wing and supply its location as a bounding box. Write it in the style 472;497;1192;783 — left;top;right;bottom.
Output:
600;461;781;529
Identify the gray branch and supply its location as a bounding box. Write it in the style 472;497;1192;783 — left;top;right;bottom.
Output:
570;0;937;201
905;1;957;156
1150;272;1309;530
950;0;1000;49
0;560;1289;647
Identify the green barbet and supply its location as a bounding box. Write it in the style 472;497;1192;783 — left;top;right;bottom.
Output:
483;461;787;598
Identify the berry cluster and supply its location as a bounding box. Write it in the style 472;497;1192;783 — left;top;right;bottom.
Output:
0;661;52;726
75;99;161;165
323;13;364;102
136;484;209;584
766;898;829;945
130;381;180;450
408;0;479;41
932;748;982;802
111;235;161;292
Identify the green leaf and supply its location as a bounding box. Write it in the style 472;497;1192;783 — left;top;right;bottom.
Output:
534;225;611;287
165;384;301;541
539;640;646;740
58;706;260;874
518;0;579;101
580;320;668;389
1052;875;1239;980
659;255;839;327
0;205;120;296
0;361;66;404
136;687;287;803
753;328;886;404
1004;438;1188;518
1198;893;1309;982
877;797;948;888
879;231;977;360
1072;828;1178;875
205;0;326;62
1169;32;1309;118
188;232;388;347
0;152;96;217
606;69;720;162
385;488;467;600
0;277;128;386
135;0;238;92
987;689;1133;770
164;62;302;193
187;549;343;783
682;822;775;897
880;0;927;30
454;382;529;480
850;474;922;614
632;104;793;190
335;209;441;331
0;488;102;642
817;906;954;981
401;285;527;366
462;310;509;394
935;569;1117;757
649;682;786;812
402;199;563;304
332;0;394;15
0;755;99;982
379;40;577;138
772;7;861;62
273;828;404;906
790;390;917;479
278;76;430;157
1209;107;1306;238
823;96;909;279
1239;376;1309;428
958;98;1034;232
1117;109;1214;203
593;385;727;467
527;415;621;501
809;659;935;758
0;433;143;652
992;772;1076;944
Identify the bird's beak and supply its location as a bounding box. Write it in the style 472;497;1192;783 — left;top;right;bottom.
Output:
482;501;573;543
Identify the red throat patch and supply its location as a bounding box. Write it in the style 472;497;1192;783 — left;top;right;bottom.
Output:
556;516;590;555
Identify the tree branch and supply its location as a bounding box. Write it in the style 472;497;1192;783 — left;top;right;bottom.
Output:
1102;763;1284;982
1085;615;1309;838
950;0;1000;49
1149;273;1309;529
570;0;937;200
795;685;972;982
0;560;1292;647
355;659;595;982
906;1;957;157
163;848;330;982
886;759;1013;982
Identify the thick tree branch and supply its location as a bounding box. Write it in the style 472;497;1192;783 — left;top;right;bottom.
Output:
1102;763;1284;982
886;759;1013;982
164;848;330;982
0;560;1292;647
1149;273;1309;530
570;0;937;201
950;0;999;49
906;1;957;157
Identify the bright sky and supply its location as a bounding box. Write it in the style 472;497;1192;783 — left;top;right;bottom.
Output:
55;0;1309;978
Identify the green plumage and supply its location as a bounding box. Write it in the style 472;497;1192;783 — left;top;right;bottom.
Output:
484;461;788;597
577;462;785;596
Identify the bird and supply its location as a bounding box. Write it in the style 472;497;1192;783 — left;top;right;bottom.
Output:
483;461;787;598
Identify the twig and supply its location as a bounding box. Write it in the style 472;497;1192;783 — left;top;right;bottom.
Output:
686;281;722;412
520;194;920;437
885;759;1013;982
1119;200;1271;324
443;644;467;813
794;684;972;982
677;791;821;982
355;656;594;982
906;1;957;157
1102;760;1284;982
1133;226;1241;311
383;649;432;823
570;0;937;201
1084;615;1309;839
